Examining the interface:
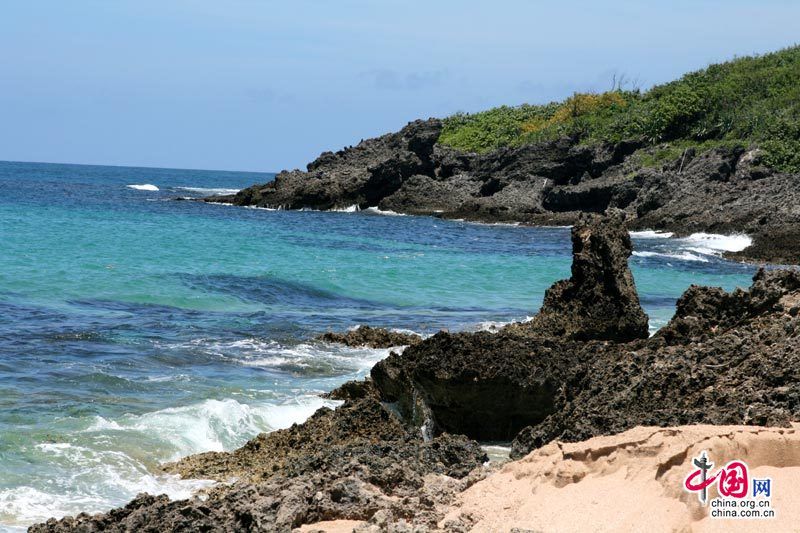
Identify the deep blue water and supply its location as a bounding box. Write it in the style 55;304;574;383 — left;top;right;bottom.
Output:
0;160;755;529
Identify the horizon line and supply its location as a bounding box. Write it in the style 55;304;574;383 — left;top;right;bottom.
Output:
0;158;278;175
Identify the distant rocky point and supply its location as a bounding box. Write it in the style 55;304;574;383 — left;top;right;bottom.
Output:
206;46;800;265
205;118;799;264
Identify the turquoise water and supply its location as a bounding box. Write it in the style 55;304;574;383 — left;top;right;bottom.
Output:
0;161;755;529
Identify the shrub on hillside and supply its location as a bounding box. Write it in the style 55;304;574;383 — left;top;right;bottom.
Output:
440;46;800;172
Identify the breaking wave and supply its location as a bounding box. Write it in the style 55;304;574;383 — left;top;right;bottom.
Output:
0;395;337;528
678;232;752;254
126;184;159;191
84;396;335;456
633;250;710;263
631;231;751;263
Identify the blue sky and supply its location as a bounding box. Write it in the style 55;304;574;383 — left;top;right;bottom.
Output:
1;1;798;172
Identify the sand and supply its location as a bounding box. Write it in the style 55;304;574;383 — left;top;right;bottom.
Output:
296;520;367;532
444;424;800;532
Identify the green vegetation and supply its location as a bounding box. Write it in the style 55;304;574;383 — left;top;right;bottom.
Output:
440;46;800;172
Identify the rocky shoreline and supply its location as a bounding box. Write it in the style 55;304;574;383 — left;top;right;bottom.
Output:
32;214;800;532
204;119;800;265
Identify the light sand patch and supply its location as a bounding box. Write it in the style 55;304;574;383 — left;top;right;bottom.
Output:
443;424;800;532
296;519;366;532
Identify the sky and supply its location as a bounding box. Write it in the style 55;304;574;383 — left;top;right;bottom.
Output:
1;1;799;172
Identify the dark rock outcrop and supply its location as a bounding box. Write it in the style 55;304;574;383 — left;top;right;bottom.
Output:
322;378;379;401
365;215;800;459
512;212;649;341
510;267;800;457
372;331;573;441
211;119;442;212
728;226;800;265
318;326;422;349
163;394;411;482
372;214;647;440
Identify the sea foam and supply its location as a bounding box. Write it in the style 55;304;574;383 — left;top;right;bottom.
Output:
126;184;159;191
632;250;710;263
629;230;674;239
364;206;407;216
85;396;336;457
174;187;240;195
631;231;752;262
0;395;338;525
678;232;752;253
0;438;215;527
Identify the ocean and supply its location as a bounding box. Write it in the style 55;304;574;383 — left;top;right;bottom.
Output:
0;160;755;530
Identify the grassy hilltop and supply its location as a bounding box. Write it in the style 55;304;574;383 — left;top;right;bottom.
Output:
440;46;800;172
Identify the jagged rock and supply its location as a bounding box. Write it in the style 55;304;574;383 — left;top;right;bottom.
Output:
511;212;649;341
163;394;412;482
728;226;800;265
35;392;488;532
541;173;638;213
318;326;422;349
322;378;379;401
371;214;649;440
682;146;744;182
656;268;800;344
366;219;800;456
510;267;800;457
372;331;576;441
379;174;481;215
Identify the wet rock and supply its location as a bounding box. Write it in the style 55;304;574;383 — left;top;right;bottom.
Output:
318;326;422;349
32;434;487;532
727;226;800;264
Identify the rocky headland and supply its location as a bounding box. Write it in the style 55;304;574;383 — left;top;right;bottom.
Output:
205;118;799;264
33;214;800;532
203;47;800;265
